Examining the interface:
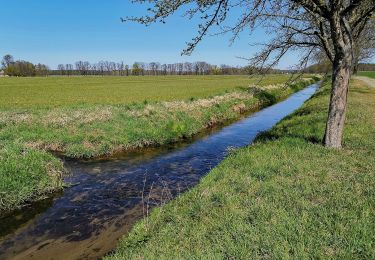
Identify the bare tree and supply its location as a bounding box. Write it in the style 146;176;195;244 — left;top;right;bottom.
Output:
161;64;167;75
35;64;49;76
117;61;125;76
149;62;159;75
102;61;111;75
125;64;130;76
221;64;234;75
110;62;116;75
97;61;105;76
139;62;146;76
91;63;98;75
57;64;65;75
83;61;91;75
123;0;374;148
193;62;199;75
184;62;193;75
75;61;84;75
353;19;375;74
1;54;14;69
65;64;73;76
167;64;175;75
177;63;184;75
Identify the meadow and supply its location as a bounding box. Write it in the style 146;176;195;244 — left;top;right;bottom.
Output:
108;78;375;259
0;75;291;109
0;75;318;215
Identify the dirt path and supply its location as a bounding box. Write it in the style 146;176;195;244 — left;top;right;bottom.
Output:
355;76;375;88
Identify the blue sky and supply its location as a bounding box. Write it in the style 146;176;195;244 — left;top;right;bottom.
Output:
0;0;301;69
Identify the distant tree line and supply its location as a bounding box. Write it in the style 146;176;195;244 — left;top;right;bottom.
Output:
1;54;374;77
53;61;303;76
1;55;49;77
54;61;252;76
304;62;375;74
358;63;375;72
0;55;288;77
303;62;332;74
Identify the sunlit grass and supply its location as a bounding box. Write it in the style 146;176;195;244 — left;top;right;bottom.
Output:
108;79;375;259
0;142;65;215
0;75;291;109
0;76;316;158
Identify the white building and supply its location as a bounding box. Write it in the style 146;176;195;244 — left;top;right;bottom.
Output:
0;70;5;77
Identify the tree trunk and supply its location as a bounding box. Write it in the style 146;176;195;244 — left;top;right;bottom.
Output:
324;54;352;148
352;52;359;75
353;63;358;75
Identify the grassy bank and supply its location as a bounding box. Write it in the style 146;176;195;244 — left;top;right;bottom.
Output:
0;142;65;214
0;76;317;159
0;75;317;214
108;78;375;259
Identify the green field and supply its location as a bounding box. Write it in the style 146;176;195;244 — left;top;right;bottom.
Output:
108;78;375;259
0;75;291;109
0;75;317;215
358;71;375;79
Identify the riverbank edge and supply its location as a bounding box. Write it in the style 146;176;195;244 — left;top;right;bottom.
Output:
107;78;375;258
0;77;319;217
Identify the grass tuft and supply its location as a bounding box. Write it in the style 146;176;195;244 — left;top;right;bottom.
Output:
0;142;65;215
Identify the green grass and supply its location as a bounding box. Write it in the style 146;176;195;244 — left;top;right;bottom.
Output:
0;142;65;215
0;75;317;158
108;79;375;259
0;75;292;109
358;71;375;78
0;75;317;213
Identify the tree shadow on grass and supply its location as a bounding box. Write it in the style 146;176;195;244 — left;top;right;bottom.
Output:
256;129;323;145
255;79;373;146
255;90;328;146
350;87;373;94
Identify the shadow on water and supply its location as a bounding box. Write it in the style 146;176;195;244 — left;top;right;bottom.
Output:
0;84;318;260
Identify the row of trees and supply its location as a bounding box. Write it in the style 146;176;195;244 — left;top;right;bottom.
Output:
1;55;49;77
55;61;251;76
358;63;375;71
2;54;374;78
1;55;270;76
0;55;298;77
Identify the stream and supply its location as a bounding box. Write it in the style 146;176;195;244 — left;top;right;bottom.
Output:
0;83;318;260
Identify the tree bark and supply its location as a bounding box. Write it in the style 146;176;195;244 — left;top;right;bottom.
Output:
324;53;352;148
